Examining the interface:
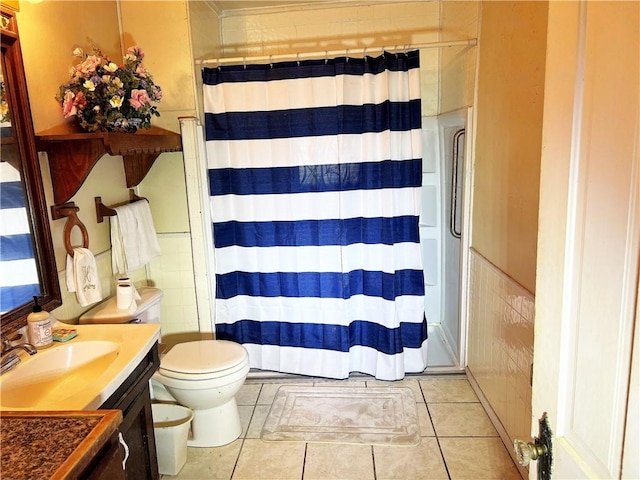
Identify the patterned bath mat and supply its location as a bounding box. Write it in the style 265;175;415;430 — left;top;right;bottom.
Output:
261;385;420;446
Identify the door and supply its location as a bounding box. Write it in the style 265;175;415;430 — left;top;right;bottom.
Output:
532;1;639;479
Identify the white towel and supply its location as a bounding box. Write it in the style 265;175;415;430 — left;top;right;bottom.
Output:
110;200;161;275
65;247;103;307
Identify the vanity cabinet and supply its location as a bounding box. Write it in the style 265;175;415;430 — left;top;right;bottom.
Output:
86;431;126;480
101;341;160;480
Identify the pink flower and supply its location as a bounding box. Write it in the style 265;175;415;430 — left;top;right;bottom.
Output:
76;55;101;76
62;90;77;118
126;46;144;60
135;65;148;78
129;89;150;110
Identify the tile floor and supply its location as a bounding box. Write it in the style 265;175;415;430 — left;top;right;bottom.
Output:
162;375;522;480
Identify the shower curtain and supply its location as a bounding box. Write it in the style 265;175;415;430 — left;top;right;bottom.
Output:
202;51;427;380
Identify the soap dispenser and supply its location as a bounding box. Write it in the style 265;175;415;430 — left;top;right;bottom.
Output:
27;296;53;348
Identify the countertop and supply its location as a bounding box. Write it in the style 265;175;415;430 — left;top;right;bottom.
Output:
0;410;122;480
0;322;161;411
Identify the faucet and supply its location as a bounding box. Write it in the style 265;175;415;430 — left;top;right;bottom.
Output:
1;333;37;374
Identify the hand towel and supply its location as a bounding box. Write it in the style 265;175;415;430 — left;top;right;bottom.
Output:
65;247;103;307
110;199;161;275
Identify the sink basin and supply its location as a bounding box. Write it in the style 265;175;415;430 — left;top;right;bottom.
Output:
1;341;119;409
0;323;160;411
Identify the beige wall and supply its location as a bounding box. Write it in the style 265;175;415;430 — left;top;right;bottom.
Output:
18;1;121;132
17;1;139;321
14;1;201;324
466;0;547;465
470;1;546;294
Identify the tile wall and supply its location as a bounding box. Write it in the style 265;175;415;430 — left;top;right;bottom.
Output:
51;233;200;337
219;2;442;116
51;250;147;324
440;0;479;113
148;235;200;336
467;249;535;445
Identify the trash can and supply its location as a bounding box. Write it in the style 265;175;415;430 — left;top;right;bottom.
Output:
152;403;194;476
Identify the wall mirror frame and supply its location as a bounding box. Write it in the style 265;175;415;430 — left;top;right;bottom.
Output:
1;5;61;334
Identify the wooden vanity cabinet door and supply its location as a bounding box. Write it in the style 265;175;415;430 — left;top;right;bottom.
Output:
86;431;126;480
100;342;160;480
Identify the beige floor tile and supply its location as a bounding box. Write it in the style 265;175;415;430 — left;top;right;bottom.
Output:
303;443;374;479
237;383;262;406
373;438;449;479
246;405;270;438
164;440;242;479
257;383;308;405
366;379;424;402
416;402;436;436
232;439;306;479
420;378;478;403
429;403;497;437
238;405;254;438
170;374;518;480
439;437;521;479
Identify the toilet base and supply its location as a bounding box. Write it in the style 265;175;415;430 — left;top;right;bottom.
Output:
187;397;242;447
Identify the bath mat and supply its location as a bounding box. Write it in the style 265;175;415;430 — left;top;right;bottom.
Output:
261;385;420;446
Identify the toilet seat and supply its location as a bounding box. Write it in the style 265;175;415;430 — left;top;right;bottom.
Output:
158;340;249;381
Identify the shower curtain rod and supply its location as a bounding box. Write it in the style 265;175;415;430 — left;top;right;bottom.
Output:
197;38;477;67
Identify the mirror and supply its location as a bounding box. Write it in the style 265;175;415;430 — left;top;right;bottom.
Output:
1;6;60;334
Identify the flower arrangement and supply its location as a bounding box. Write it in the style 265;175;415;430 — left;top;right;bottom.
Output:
56;46;162;133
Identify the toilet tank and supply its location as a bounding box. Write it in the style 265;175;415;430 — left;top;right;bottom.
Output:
79;287;163;325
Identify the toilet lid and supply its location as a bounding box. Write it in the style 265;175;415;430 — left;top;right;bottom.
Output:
160;340;248;375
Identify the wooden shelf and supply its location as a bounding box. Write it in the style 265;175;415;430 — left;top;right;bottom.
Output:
36;122;182;205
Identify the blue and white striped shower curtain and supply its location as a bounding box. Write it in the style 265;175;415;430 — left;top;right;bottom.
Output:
202;51;427;380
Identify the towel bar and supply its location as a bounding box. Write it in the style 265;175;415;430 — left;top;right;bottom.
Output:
95;189;147;223
50;203;89;257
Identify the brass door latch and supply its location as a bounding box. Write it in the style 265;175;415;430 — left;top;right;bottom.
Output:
513;412;553;480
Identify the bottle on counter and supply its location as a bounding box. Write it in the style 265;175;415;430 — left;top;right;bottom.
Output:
27;296;53;348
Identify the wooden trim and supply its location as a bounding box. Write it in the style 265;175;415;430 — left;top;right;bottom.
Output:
0;0;19;12
36;123;182;205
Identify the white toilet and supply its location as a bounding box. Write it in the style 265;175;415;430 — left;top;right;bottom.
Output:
79;287;250;447
153;339;249;447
